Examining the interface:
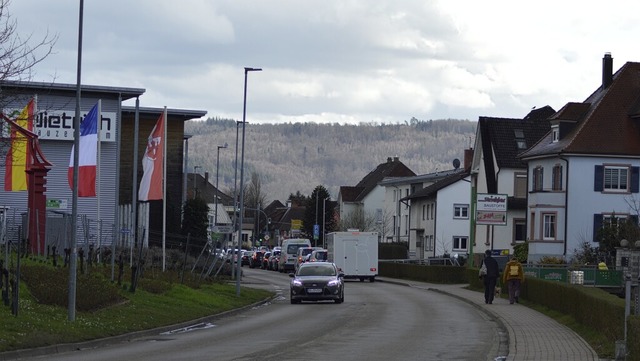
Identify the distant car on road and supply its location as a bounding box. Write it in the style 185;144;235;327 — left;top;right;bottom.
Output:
261;252;272;270
307;249;328;262
289;262;345;304
250;251;264;269
241;251;253;267
294;247;315;271
269;250;281;271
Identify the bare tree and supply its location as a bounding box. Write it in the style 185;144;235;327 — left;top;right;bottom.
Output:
0;0;57;83
338;208;378;232
244;171;267;209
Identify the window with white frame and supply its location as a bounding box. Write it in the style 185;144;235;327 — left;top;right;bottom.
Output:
542;213;556;240
422;204;426;220
453;204;469;219
427;235;434;251
452;236;468;251
604;166;629;192
513;219;526;243
552;125;559;142
603;214;628;235
514;172;527;198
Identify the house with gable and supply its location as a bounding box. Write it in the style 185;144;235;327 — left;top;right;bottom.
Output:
379;156;469;256
338;156;415;236
520;53;640;262
400;157;472;260
469;106;553;261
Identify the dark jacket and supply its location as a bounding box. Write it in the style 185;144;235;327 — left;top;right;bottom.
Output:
482;255;499;278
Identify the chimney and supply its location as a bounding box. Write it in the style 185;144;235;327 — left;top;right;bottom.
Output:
205;171;209;184
464;148;474;170
387;157;392;163
393;156;399;162
602;53;613;89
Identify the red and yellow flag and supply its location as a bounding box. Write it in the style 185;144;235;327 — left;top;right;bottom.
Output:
4;99;35;191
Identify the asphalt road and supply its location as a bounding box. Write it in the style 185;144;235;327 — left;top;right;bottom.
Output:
22;268;502;361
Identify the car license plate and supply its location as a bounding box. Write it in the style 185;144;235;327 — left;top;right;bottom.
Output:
307;288;322;293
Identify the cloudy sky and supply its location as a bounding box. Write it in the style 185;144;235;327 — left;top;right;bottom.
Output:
9;0;640;124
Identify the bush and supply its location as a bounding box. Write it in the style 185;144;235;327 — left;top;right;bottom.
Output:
20;264;125;312
537;256;566;265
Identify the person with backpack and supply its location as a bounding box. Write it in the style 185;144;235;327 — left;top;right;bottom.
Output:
503;255;525;304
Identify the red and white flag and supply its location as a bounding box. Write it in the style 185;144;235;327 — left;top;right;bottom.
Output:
68;102;99;197
138;111;165;201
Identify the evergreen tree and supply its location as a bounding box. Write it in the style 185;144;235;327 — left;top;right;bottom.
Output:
304;185;331;247
181;197;210;249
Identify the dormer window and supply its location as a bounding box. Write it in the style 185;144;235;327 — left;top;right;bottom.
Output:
552;125;559;142
514;129;526;150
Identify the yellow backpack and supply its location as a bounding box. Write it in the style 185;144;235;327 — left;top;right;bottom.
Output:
509;264;519;277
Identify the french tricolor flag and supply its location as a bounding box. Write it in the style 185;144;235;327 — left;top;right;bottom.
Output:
68;102;99;197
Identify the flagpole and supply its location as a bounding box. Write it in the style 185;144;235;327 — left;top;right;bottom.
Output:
69;0;84;322
96;99;101;262
132;97;140;267
162;107;167;271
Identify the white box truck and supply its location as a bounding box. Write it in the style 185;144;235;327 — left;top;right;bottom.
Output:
326;231;379;282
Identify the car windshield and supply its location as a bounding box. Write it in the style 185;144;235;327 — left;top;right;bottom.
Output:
298;265;336;277
287;244;307;254
314;252;328;260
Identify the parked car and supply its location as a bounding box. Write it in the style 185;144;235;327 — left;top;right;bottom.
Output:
249;251;264;268
294;247;315;271
261;252;272;270
289;262;344;304
307;249;328;262
241;251;253;267
269;250;281;271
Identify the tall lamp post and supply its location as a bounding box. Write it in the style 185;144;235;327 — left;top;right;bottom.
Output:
322;197;330;248
236;66;262;297
214;143;228;238
193;165;201;199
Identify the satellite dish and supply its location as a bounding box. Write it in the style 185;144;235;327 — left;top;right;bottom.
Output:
453;158;460;169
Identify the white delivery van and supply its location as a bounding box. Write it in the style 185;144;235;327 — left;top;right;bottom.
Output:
279;238;312;273
326;231;379;282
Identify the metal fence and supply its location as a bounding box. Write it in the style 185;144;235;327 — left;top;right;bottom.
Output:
523;265;623;287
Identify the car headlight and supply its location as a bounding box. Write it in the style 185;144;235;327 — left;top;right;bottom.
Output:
327;279;341;287
291;279;303;287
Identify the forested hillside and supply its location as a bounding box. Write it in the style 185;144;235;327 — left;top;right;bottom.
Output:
185;118;477;203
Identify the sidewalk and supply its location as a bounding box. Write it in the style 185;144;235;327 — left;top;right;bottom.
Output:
377;277;602;361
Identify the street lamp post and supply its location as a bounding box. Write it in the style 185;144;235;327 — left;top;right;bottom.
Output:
193;165;201;199
236;66;262;297
323;197;330;248
214;143;228;236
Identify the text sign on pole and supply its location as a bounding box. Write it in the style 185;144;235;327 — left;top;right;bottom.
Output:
476;193;508;225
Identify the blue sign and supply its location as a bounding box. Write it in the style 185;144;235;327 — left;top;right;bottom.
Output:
313;224;319;240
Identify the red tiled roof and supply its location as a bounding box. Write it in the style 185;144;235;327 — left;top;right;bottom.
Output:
522;61;640;159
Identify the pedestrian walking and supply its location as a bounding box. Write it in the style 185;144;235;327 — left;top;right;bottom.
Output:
479;250;499;304
503;256;525;304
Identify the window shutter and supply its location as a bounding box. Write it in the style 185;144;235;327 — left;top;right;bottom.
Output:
594;165;603;191
593;214;603;242
632;166;639;193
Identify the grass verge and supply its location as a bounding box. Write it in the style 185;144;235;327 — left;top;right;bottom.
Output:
0;262;273;353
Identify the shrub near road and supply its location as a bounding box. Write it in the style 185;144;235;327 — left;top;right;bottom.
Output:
0;262;273;352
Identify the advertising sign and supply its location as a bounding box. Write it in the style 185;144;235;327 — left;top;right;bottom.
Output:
476;193;507;225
